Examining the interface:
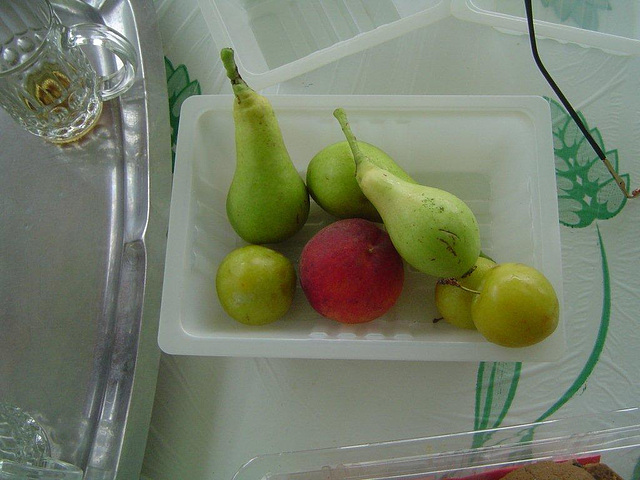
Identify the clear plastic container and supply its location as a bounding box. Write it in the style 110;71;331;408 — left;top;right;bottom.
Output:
158;94;564;362
197;0;638;91
197;0;450;89
451;0;640;55
232;407;640;480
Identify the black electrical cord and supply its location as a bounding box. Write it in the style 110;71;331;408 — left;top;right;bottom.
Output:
523;0;638;198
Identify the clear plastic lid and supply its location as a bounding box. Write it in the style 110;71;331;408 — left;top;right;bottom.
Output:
451;0;640;55
196;0;450;89
233;407;640;480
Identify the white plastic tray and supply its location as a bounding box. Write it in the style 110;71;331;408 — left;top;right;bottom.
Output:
158;94;565;361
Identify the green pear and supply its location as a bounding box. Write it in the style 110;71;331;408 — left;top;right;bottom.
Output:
333;108;481;278
221;48;310;244
307;140;415;222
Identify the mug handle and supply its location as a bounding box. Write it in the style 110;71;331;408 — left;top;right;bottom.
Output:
64;23;137;101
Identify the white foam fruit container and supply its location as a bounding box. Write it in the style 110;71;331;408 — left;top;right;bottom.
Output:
158;94;564;362
451;0;640;56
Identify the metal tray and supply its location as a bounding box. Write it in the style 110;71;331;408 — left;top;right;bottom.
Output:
0;0;171;478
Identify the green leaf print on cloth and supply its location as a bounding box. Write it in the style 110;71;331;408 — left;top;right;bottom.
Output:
550;97;628;227
166;57;201;171
472;362;521;448
540;0;612;31
633;456;640;480
473;97;622;447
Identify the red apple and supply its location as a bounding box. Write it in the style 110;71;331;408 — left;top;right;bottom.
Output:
299;218;404;323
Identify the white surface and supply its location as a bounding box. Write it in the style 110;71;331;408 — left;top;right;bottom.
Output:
158;94;564;361
146;1;640;479
451;0;640;55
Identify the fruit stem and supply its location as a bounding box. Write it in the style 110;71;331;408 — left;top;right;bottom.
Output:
437;277;481;295
333;108;366;167
220;48;251;98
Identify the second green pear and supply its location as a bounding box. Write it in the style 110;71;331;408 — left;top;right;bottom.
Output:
334;108;481;279
307;141;414;222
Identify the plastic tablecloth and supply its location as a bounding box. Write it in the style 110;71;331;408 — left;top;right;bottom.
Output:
142;1;640;479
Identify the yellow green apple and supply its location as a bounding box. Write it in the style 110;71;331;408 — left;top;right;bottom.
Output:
216;245;296;325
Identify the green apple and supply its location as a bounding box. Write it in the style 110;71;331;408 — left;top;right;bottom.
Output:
216;245;296;325
434;256;496;329
471;263;559;347
306;140;414;222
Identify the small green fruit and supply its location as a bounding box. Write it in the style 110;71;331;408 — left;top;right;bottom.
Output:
216;245;296;325
471;263;559;348
306;141;414;222
434;256;497;329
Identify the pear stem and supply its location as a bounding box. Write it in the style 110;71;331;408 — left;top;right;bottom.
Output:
437;277;481;295
220;48;250;98
333;108;366;166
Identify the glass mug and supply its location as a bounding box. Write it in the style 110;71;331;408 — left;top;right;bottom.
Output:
0;402;83;479
0;0;137;143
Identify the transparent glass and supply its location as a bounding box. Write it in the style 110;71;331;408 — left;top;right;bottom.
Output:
0;459;83;480
0;404;49;465
0;403;83;480
0;0;137;143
